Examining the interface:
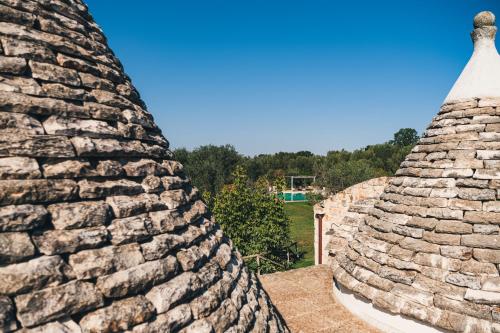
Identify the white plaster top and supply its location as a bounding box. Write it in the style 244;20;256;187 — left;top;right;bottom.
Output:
445;11;500;103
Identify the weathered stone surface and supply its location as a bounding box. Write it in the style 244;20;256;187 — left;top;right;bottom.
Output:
484;201;500;213
423;231;461;246
43;116;118;138
41;83;85;100
477;150;500;160
190;277;232;319
391;283;434;307
96;256;178;298
18;319;81;333
434;310;486;332
0;256;67;295
106;193;165;218
179;319;214;333
78;179;143;199
401;302;441;328
107;214;151;245
0;134;75;158
0;232;35;264
458;187;497;200
71;137;158;158
414;253;461;271
474;169;500;180
474;224;499;234
406;217;437;230
0;55;26;74
162;160;184;175
160;189;189;209
372;291;406;314
142;175;163;193
461;259;498;275
79;296;154;333
473;249;500;264
69;243;144;279
435;220;472;234
15;280;104;327
90;89;133;108
456;178;489;188
483;277;500;292
462;234;500;249
0;204;47;232
445;273;481;289
123;159;167;177
206;298;238;332
434;294;492;320
32;227;108;255
146;271;197;314
56;53;98;75
177;244;207;272
47;201;109;229
392;224;423;238
400;237;440;253
79;73;114;91
448;198;482;211
465;289;500;304
0;37;54;61
0;75;41;95
162;176;189;190
0;157;40;179
42;159;93;178
29;61;80;86
441;246;472;260
378;266;416;285
148;209;187;234
0;296;17;332
414;275;464;302
0;112;43;135
95;160;123;177
141;233;185;261
426;207;463;220
131;304;192;333
464;211;500;224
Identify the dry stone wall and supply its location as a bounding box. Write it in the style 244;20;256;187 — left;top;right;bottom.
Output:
331;98;500;332
313;177;389;265
0;1;288;332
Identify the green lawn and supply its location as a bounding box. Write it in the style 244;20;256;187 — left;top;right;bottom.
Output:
284;202;315;268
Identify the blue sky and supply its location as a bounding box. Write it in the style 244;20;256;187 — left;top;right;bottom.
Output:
86;1;500;155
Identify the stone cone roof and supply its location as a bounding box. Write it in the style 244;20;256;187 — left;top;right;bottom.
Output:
0;1;288;332
331;11;500;333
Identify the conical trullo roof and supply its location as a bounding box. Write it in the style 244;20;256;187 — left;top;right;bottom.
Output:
331;11;500;333
0;1;288;332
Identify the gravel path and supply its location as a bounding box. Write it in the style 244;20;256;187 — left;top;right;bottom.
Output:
260;265;381;333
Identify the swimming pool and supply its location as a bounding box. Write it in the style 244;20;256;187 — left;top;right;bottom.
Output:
278;192;307;201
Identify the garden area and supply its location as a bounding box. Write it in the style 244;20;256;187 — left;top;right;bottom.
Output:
285;202;315;269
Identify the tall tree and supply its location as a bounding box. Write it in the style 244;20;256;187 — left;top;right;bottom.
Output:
391;128;419;146
212;166;291;272
173;145;242;197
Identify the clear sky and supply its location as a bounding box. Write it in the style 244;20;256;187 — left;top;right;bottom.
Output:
85;0;500;156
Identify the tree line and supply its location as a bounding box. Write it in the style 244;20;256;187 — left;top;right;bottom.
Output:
174;128;419;197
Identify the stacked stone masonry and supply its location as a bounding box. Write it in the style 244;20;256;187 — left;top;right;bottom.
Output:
331;98;500;333
0;1;288;332
314;177;389;265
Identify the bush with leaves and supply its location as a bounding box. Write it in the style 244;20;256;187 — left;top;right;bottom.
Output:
305;192;325;206
212;166;291;273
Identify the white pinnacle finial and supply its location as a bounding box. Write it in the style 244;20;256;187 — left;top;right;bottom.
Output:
444;11;500;103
